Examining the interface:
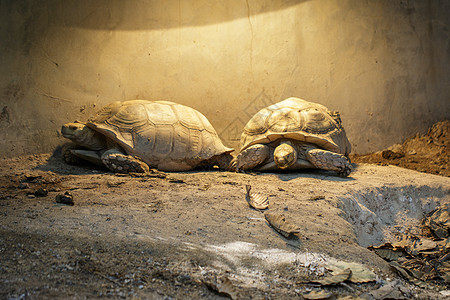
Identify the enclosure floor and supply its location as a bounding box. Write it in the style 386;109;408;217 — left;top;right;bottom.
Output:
1;153;449;299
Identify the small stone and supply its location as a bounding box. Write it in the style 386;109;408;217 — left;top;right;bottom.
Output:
18;183;29;189
55;192;74;206
34;188;48;197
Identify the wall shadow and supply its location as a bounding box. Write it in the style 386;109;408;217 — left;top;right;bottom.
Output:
274;167;357;182
34;146;110;175
28;0;309;30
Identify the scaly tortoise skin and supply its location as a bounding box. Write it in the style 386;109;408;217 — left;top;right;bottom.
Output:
235;97;352;177
61;100;234;172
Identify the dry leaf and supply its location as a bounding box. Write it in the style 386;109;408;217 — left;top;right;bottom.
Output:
422;206;449;239
370;212;450;286
264;212;300;238
413;238;437;252
245;185;268;210
303;290;333;299
326;261;377;283
372;248;403;261
205;276;241;300
369;281;407;300
312;268;351;285
389;261;428;288
216;276;240;300
438;261;450;283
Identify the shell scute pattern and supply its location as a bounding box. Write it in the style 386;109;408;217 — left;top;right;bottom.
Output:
87;100;232;169
240;97;351;156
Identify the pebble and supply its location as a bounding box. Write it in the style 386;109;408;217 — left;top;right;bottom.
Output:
34;188;48;197
55;192;74;206
18;183;29;189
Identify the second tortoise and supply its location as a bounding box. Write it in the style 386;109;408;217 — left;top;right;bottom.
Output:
235;97;352;177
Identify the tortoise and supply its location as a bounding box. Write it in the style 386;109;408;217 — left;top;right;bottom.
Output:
61;100;234;172
235;97;352;177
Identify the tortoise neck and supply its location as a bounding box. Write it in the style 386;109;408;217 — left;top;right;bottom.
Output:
78;126;106;150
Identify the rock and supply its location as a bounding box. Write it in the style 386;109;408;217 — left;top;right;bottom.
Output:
55;192;74;206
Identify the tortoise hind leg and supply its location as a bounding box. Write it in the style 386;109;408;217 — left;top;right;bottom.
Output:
206;153;234;171
101;149;149;173
236;144;271;171
305;147;352;177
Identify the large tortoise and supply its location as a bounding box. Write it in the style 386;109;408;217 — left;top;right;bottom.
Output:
61;100;234;172
235;97;352;176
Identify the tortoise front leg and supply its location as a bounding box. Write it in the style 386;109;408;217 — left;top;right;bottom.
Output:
62;142;105;166
304;146;352;177
61;142;85;165
101;149;149;173
236;144;271;171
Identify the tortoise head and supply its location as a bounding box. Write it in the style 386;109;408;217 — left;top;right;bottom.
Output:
61;121;105;150
61;121;88;141
274;141;297;169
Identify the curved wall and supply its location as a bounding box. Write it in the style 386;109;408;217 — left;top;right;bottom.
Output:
0;0;449;156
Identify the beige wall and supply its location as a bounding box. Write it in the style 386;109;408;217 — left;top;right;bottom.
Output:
0;0;449;157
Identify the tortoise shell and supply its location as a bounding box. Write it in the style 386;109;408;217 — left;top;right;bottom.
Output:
240;97;351;155
86;100;233;170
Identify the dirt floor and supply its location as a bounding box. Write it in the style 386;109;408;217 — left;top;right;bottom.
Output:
351;120;450;177
1;122;449;299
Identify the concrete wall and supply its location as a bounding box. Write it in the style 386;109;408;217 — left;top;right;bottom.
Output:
0;0;449;157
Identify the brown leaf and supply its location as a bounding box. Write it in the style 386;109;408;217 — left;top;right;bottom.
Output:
311;268;351;285
204;276;241;300
372;248;404;261
264;212;300;238
438;261;450;282
422;206;450;239
326;261;377;283
216;276;241;300
245;185;268;210
413;238;437;252
369;281;408;300
389;261;428;288
303;290;333;299
391;238;413;251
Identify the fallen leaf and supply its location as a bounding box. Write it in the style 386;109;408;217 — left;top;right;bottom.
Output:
372;248;404;261
311;268;351;285
422;206;450;239
303;290;333;299
264;212;300;238
389;261;428;288
204;276;241;300
216;276;240;300
369;281;407;299
245;185;268;210
413;238;437;252
326;261;377;283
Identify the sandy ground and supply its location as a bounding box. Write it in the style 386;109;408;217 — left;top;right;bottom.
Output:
351;120;449;178
0;149;449;299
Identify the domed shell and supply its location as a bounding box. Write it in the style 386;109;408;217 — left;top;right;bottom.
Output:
86;100;233;169
240;97;351;155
